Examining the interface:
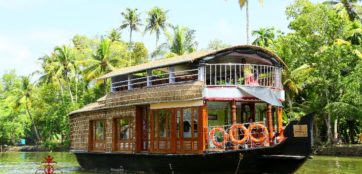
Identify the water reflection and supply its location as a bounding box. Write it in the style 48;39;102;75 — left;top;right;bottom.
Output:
1;152;362;174
296;156;362;174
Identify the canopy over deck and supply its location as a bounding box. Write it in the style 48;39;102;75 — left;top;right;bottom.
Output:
97;45;287;80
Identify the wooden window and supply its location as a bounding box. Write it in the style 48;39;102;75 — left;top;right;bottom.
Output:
114;117;134;152
90;119;106;152
150;107;200;154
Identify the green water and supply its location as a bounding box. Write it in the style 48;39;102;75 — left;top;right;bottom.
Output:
0;152;362;174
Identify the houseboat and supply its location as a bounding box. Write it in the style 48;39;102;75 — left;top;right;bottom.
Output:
69;45;313;173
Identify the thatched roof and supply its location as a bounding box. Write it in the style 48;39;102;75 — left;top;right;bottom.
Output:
97;45;286;80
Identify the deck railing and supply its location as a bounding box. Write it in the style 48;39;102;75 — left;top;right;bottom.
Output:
207;122;273;151
111;64;283;92
112;69;199;91
205;64;283;89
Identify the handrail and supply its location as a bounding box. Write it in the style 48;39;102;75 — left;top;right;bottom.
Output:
204;63;283;89
111;69;199;91
111;63;283;92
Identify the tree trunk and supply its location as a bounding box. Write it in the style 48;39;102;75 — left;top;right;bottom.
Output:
246;0;250;44
25;98;41;143
129;28;133;49
58;79;65;103
324;115;332;144
334;118;338;143
65;77;75;105
341;0;360;22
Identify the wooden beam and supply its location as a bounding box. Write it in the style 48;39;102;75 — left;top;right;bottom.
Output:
135;107;142;153
267;104;274;144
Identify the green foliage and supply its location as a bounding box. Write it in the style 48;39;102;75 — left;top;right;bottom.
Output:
272;0;362;144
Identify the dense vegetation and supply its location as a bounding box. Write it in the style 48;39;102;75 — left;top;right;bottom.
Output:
0;0;361;149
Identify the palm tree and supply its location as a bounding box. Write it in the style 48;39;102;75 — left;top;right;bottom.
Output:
324;0;361;21
144;7;171;48
16;76;42;143
120;8;142;48
108;28;121;42
238;0;264;44
152;25;198;58
252;27;277;47
282;64;314;118
83;38;120;81
51;45;76;104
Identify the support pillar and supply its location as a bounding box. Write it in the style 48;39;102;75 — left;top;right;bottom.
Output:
267;105;274;144
277;107;283;133
231;100;237;124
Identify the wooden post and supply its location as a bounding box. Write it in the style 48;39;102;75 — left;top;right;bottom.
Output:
267;105;274;144
135;107;142;153
150;110;154;152
231;100;237;124
199;103;208;152
277;107;283;133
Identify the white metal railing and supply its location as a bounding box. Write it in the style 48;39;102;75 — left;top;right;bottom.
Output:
111;69;199;91
207;122;272;151
205;64;283;89
111;64;283;92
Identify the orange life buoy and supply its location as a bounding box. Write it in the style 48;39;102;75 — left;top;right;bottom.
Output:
209;127;229;148
229;124;249;145
248;123;268;143
277;127;285;143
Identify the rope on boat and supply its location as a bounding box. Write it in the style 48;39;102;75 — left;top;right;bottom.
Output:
235;153;243;174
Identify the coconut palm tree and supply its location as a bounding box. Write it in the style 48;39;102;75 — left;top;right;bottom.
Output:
152;25;198;58
83;38;120;80
50;45;76;104
238;0;264;44
324;0;361;21
120;8;142;48
252;27;276;47
283;64;314;117
15;76;42;143
144;7;171;48
108;28;121;43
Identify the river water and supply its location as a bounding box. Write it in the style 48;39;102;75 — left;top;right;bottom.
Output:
0;152;361;174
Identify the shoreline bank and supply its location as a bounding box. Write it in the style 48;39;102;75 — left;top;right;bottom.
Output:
314;144;362;157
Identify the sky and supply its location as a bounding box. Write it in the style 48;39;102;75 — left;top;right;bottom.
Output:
0;0;323;77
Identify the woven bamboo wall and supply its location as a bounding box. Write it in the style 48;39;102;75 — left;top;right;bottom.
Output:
105;81;204;107
70;106;135;152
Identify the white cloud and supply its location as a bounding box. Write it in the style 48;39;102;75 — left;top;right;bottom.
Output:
0;29;73;77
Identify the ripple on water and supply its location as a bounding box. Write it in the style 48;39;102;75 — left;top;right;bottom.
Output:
1;153;362;174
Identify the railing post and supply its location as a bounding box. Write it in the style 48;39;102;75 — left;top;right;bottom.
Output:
128;74;133;90
146;69;152;87
110;78;114;92
198;61;205;82
169;66;175;83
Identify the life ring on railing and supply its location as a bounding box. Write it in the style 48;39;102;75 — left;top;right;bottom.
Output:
277;127;285;143
229;124;249;145
248;123;268;144
209;127;229;148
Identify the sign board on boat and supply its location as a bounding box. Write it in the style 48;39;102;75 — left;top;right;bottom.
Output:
293;125;308;137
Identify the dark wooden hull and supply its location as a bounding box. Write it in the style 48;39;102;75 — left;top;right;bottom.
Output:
74;114;313;174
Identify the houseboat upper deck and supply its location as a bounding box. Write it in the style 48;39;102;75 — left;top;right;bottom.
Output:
69;45;312;174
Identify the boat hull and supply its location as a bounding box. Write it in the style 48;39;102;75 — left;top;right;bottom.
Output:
74;114;313;174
